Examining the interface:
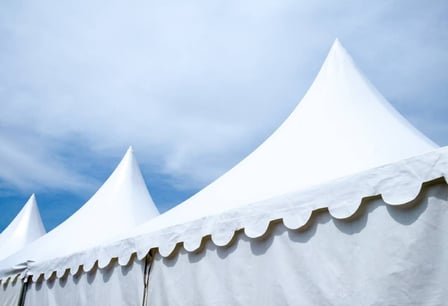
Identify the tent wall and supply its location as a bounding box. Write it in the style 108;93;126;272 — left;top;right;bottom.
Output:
147;182;448;305
0;279;23;306
23;258;145;306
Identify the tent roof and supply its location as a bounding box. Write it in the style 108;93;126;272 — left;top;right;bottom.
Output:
0;194;46;261
127;39;437;231
23;146;448;281
0;39;442;281
0;147;159;279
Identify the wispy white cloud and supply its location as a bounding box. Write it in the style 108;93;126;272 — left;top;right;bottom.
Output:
0;131;96;192
0;0;446;195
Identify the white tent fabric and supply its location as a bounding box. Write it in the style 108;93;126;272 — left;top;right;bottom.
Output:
24;259;146;306
0;195;45;306
0;146;159;281
0;194;46;261
0;147;159;305
148;181;448;305
0;39;445;305
120;39;437;238
1;39;440;281
73;146;448;263
135;40;445;305
99;39;444;305
0;278;23;306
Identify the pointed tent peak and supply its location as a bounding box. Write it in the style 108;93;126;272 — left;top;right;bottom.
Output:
114;146;145;183
39;147;158;247
105;146;141;185
326;38;353;63
0;148;161;266
0;195;46;260
19;194;41;225
20;194;45;234
304;39;434;150
117;145;135;169
316;38;360;79
150;40;438;224
331;37;342;49
275;38;438;179
126;145;134;155
60;145;160;226
107;147;154;194
27;193;37;206
83;146;160;219
331;37;349;48
10;194;45;234
25;194;45;229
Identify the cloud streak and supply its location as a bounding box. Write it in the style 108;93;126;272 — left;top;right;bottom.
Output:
0;131;95;192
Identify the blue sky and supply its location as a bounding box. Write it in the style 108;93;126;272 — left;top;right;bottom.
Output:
1;0;447;232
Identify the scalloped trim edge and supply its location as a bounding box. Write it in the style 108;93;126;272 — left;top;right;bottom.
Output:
1;147;447;284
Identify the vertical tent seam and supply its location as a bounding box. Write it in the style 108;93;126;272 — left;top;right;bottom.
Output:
18;276;31;306
142;251;153;306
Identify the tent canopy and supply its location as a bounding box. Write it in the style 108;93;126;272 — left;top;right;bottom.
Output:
125;39;437;234
0;194;46;261
0;147;159;281
0;39;442;282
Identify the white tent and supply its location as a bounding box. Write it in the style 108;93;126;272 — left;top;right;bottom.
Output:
137;40;447;305
0;147;159;305
120;38;437;235
0;195;46;306
111;39;446;305
2;40;447;305
0;195;46;261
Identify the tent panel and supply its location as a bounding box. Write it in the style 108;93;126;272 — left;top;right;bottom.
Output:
24;258;145;306
132;40;437;234
0;148;159;282
0;195;46;261
0;279;23;306
147;182;448;305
